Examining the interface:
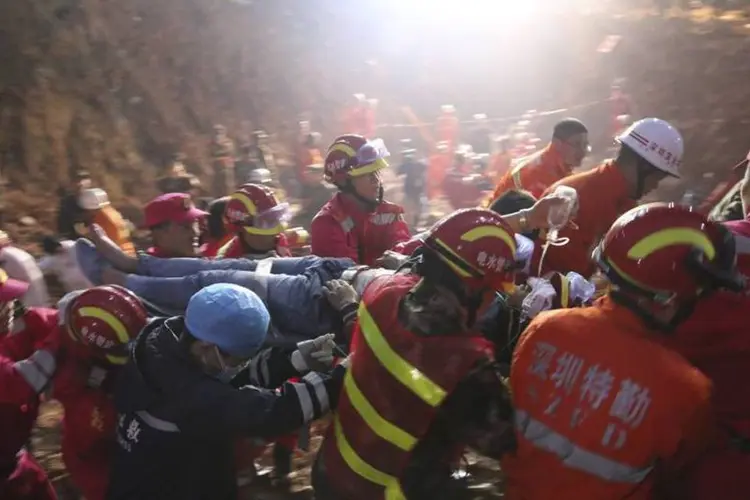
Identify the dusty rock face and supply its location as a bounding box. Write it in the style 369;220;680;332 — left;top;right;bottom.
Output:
0;0;320;249
1;4;749;254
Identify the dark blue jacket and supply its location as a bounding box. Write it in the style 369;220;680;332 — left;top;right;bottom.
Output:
106;317;343;500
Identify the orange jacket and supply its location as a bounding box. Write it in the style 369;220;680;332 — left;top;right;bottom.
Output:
93;206;135;256
488;144;571;202
504;296;713;500
538;160;635;277
486;151;512;185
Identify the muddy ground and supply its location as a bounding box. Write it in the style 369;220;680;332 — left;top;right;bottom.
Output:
33;401;506;499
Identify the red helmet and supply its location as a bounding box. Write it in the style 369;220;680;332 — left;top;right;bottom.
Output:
323;134;390;186
65;285;148;364
594;203;743;302
421;208;520;293
224;183;289;235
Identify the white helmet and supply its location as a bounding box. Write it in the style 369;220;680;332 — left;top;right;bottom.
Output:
78;188;110;210
246;168;272;185
616;118;683;178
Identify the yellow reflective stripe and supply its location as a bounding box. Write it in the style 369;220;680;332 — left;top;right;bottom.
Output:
79;306;129;343
328;143;357;157
460;225;517;255
229;192;257;216
607;258;660;294
627;228;716;261
344;371;417;451
560;274;570;308
358;304;447;406
106;353;128;365
350;158;389;177
511;164;524;190
433;238;473;278
242;223;285;236
216;239;233;258
385;481;407;500
334;416;401;491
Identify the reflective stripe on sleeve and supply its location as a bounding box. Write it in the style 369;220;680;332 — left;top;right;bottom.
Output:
14;350;55;393
303;371;329;413
515;410;653;484
291;381;315;422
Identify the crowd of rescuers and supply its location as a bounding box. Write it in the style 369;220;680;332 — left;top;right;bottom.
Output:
1;115;749;500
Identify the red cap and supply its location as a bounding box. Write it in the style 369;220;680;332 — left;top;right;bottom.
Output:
0;269;29;301
143;193;207;229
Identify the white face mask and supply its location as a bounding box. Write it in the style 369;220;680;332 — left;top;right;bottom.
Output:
212;345;247;383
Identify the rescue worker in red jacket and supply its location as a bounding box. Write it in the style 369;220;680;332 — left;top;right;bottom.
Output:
505;203;743;500
311;134;411;266
662;289;750;500
52;285;148;500
539;118;683;277
143;193;208;258
313;208;523;499
0;271;60;500
217;183;293;259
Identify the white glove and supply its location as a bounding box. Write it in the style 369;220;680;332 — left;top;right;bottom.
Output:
291;333;337;372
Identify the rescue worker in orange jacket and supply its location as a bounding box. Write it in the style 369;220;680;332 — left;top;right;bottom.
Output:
505;203;744;500
313;208;530;500
217;183;293;259
52;286;148;500
488;118;589;203
311;134;411;266
0;272;60;500
539;118;684;277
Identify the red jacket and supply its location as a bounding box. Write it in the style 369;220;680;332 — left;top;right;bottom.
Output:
0;308;58;465
311;193;411;266
319;274;493;498
659;291;750;500
52;342;119;500
723;218;750;280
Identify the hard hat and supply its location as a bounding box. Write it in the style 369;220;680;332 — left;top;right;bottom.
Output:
323;134;390;186
224;183;288;235
246;168;272;185
616;118;683;178
65;285;148;365
594;203;743;303
78;188;110;210
420;208;525;293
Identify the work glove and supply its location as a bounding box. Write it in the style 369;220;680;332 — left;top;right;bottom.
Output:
323;279;359;311
291;333;337;373
374;250;408;270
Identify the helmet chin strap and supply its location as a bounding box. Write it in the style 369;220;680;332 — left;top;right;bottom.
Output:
340;179;382;212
